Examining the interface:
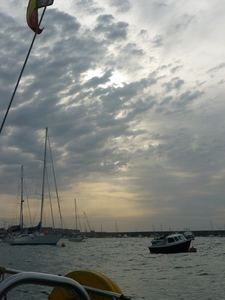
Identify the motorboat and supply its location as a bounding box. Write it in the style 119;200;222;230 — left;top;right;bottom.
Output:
148;233;191;254
0;266;132;300
68;235;84;243
183;230;195;240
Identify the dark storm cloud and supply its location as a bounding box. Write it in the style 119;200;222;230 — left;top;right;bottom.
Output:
1;38;156;191
0;13;28;111
94;14;129;41
44;9;81;36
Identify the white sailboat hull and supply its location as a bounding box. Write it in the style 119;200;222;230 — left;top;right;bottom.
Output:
5;233;62;246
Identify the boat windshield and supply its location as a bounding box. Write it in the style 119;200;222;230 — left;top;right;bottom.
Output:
168;237;175;243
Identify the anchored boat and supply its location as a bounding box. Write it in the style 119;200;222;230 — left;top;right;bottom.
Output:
68;198;84;243
5;128;63;246
148;233;191;254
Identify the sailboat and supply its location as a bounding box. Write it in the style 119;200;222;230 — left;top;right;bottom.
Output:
68;198;84;242
6;128;62;246
4;165;25;243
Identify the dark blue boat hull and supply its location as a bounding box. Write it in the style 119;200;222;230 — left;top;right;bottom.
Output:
148;239;191;254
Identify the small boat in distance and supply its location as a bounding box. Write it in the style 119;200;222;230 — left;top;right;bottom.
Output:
68;198;84;242
183;229;195;240
148;233;191;254
68;235;84;242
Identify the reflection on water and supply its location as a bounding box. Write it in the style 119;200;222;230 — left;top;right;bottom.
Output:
1;237;225;299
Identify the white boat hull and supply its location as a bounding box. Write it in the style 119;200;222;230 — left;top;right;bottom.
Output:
5;233;62;245
68;237;84;242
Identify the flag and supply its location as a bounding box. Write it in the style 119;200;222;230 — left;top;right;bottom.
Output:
26;0;54;34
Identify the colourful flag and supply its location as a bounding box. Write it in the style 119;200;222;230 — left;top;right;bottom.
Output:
26;0;54;34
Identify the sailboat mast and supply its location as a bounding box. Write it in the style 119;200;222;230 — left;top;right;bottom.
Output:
19;165;24;232
48;136;64;230
74;198;78;231
40;127;48;232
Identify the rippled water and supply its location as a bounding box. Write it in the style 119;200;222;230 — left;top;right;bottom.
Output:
1;236;225;299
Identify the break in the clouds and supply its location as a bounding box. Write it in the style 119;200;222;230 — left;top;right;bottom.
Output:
0;0;225;232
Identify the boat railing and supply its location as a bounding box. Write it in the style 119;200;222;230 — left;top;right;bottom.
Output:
0;271;90;300
0;266;127;300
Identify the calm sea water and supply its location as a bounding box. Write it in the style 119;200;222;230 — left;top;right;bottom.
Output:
0;236;224;299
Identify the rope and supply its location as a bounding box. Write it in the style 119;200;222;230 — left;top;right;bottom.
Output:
0;3;48;134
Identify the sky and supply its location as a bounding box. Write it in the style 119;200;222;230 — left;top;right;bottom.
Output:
0;0;225;233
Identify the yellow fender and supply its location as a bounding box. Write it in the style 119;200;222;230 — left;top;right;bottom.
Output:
49;270;123;300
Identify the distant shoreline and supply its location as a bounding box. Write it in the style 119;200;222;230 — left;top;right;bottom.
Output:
60;229;225;238
2;227;224;239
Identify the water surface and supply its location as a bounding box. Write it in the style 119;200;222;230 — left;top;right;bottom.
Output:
1;236;224;299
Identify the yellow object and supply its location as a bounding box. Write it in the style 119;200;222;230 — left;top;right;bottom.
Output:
49;270;122;300
61;242;65;247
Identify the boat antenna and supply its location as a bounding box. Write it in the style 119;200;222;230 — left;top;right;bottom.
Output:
0;3;49;135
74;198;77;230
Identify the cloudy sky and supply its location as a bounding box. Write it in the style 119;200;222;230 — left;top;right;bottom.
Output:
0;0;225;233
